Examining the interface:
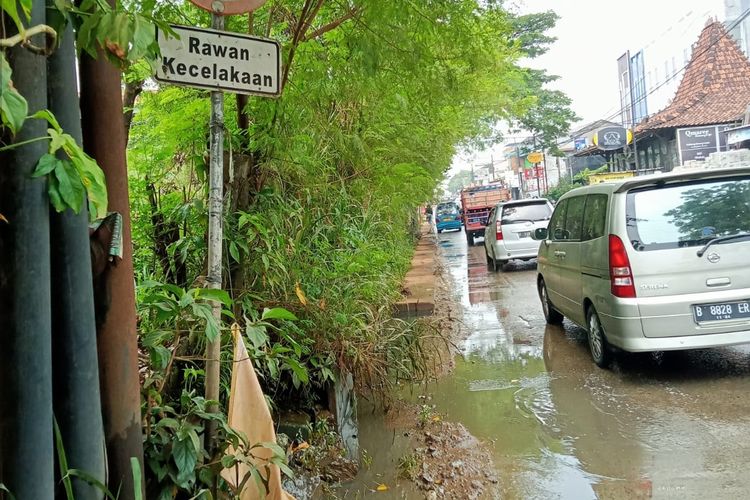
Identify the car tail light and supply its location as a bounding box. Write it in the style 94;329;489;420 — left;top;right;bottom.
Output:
609;234;636;298
496;221;503;241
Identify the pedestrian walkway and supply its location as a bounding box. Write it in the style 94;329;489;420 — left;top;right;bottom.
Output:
394;223;436;318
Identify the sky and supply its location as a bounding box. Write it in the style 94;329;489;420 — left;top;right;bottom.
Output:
449;0;725;176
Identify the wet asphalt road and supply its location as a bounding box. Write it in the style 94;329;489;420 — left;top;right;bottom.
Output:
430;228;750;499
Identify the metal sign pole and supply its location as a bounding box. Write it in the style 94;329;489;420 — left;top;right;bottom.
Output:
205;10;225;455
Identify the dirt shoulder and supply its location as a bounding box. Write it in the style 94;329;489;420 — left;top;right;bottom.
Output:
392;227;500;499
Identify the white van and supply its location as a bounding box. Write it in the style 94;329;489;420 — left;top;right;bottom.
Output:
534;167;750;367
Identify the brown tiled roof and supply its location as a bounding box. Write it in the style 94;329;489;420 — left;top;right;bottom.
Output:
637;20;750;131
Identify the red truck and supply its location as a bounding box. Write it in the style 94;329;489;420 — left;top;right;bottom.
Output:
460;183;511;245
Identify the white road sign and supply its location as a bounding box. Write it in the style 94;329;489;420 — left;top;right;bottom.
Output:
155;25;281;97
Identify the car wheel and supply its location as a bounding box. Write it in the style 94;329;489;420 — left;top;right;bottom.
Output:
466;233;474;246
586;306;611;368
437;228;442;234
485;248;492;264
538;279;563;324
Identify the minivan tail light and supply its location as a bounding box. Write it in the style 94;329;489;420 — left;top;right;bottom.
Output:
496;220;503;240
609;234;636;298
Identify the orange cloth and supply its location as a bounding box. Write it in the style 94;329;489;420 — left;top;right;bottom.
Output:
221;326;295;500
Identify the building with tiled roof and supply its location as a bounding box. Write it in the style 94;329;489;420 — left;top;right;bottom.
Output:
637;20;750;131
628;19;750;171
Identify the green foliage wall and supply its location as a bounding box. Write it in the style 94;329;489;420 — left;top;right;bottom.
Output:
128;0;566;422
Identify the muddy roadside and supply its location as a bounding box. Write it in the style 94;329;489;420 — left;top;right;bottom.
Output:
287;227;499;499
388;227;501;499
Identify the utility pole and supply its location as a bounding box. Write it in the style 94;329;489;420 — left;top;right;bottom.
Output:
78;0;145;492
533;135;541;197
205;11;225;455
627;51;640;170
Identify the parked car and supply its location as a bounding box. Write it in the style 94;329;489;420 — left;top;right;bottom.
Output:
534;167;750;368
435;202;462;233
483;199;553;271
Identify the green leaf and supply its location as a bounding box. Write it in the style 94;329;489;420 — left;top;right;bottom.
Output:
47;172;67;213
53;419;74;500
0;77;28;135
155;417;180;430
284;358;309;387
32;153;60;177
66;469;117;500
0;0;25;34
196;288;231;306
77;11;103;58
261;307;298;321
245;324;269;349
220;454;236;469
172;438;197;486
69;150;108;219
48;128;68;153
53;160;85;213
229;241;240;262
130;457;144;500
30;109;62;132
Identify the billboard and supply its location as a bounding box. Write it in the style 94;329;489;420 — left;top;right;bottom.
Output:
676;125;732;163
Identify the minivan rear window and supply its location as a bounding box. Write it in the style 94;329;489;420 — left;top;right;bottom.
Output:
501;201;551;225
625;176;750;251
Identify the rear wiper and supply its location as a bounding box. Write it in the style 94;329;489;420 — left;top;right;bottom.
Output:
503;218;533;224
696;232;750;257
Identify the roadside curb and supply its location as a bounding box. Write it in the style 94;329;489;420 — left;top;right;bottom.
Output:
394;222;437;318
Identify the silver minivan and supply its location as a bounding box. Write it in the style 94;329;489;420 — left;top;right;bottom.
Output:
484;199;553;272
535;167;750;367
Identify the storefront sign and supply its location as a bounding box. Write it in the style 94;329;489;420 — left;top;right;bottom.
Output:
588;171;635;185
676;125;728;163
527;151;543;164
593;127;631;151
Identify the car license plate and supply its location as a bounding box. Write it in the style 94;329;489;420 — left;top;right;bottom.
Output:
693;300;750;323
517;231;531;239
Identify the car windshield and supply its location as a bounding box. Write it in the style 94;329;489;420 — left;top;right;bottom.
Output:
626;176;750;251
501;202;551;225
436;204;458;215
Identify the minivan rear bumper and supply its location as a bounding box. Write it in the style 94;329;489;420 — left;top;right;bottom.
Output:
614;328;750;352
600;289;750;352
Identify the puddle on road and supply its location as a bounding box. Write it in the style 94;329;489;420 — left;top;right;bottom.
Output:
343;230;750;499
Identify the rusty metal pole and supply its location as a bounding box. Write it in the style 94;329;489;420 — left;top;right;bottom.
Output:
78;27;144;500
205;11;226;455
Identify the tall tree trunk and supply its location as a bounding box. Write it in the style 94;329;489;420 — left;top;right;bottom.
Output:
123;79;144;147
